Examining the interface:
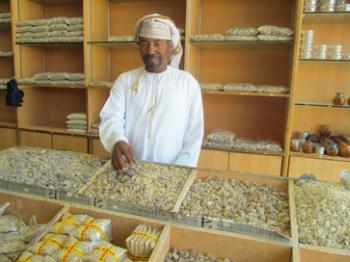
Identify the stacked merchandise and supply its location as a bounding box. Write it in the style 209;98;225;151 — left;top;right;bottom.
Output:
0;12;11;23
335;0;350;11
17;213;161;262
200;83;289;94
256;25;294;41
304;0;318;12
0;203;45;261
90;122;100;135
0;50;12;58
203;129;283;153
66;113;87;134
318;0;336;11
191;25;294;42
16;17;83;43
19;72;85;87
300;30;314;59
0;78;11;90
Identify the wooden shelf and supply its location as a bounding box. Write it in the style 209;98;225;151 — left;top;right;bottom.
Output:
20;124;87;136
290;151;350;163
88;41;136;48
295;101;350;109
303;12;350;23
20;83;85;89
16;42;83;47
300;58;350;63
0;121;17;128
202;146;284;157
28;0;82;6
202;90;289;98
190;40;294;48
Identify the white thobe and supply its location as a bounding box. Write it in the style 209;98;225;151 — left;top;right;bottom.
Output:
99;66;204;167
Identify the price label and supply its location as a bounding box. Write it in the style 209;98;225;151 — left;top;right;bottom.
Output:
47;189;57;200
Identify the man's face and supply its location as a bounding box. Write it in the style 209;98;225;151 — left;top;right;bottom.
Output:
138;37;173;73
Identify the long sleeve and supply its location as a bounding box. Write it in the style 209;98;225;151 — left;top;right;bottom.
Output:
99;75;128;153
173;85;204;167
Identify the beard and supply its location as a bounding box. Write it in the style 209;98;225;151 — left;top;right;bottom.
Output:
143;54;162;72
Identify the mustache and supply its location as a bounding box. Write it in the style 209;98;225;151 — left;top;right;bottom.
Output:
143;54;160;60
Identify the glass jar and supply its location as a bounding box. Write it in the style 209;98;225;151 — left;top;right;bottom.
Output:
333;92;345;105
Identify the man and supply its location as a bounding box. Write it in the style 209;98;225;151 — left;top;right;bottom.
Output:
100;14;204;170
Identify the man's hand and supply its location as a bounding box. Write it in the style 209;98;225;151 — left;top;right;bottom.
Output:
112;141;136;170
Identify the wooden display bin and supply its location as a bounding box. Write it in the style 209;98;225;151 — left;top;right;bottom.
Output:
19;129;52;148
150;225;292;262
52;133;88;153
295;245;350;262
174;168;292;240
90;137;110;158
288;155;350;182
0;190;64;227
0;127;17;150
198;148;229;170
229;151;283;176
17;87;87;133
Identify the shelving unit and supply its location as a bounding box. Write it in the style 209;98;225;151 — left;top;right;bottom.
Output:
0;0;346;179
186;0;297;175
0;0;17;149
286;4;350;181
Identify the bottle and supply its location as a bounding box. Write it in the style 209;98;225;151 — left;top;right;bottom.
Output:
333;92;345;106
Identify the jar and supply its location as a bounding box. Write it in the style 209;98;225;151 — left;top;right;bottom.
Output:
290;139;300;152
302;140;314;154
326;143;339;156
333;92;345;105
339;142;350;157
319;124;332;137
315;144;325;155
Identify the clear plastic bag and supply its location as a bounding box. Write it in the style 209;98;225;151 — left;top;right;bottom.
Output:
50;213;112;242
0;215;27;233
223;83;256;92
226;27;258;36
86;241;128;262
206;129;236;144
30;233;68;256
51;237;93;262
200;83;224;91
257;34;293;41
257;25;294;37
225;35;256;41
17;251;56;262
191;34;225;41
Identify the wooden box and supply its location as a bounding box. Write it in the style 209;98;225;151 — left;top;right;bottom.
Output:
150;224;292;262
